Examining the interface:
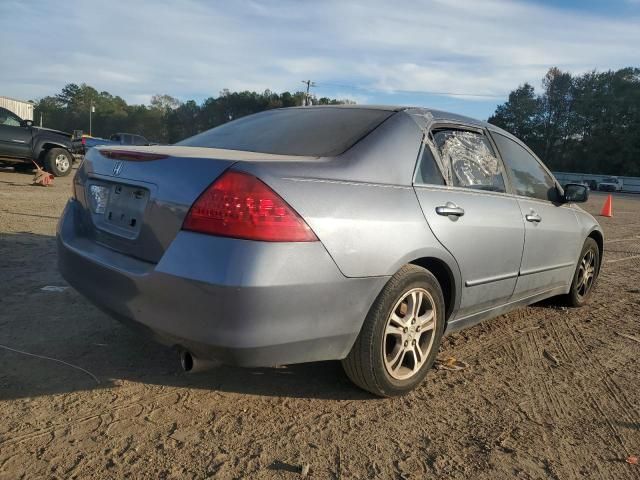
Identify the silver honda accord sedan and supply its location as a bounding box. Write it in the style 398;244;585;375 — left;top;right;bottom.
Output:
57;105;602;396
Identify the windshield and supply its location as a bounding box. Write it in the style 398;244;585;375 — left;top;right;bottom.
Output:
603;177;618;183
177;107;394;156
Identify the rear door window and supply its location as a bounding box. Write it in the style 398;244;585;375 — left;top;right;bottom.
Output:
178;107;394;156
431;129;506;192
492;132;558;202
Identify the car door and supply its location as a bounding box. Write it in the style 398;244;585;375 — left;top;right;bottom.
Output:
413;126;525;318
490;131;582;298
0;107;32;158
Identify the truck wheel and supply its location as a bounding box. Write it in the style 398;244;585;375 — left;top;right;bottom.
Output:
44;148;73;177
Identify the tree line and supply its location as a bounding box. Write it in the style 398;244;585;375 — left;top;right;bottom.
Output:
34;84;351;144
34;68;639;176
489;67;640;176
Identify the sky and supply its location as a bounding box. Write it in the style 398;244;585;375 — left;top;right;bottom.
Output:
1;0;639;120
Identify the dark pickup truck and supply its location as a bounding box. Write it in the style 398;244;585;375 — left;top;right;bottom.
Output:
0;106;80;176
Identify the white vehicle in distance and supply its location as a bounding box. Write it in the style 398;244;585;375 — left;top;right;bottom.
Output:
598;176;623;192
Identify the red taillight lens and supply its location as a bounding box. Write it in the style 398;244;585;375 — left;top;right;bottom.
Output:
81;137;86;145
183;170;317;242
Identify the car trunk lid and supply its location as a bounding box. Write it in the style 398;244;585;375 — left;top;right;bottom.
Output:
76;146;313;263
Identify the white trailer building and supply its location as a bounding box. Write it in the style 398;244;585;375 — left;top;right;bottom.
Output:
0;96;34;121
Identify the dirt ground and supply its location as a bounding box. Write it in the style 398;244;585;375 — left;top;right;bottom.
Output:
0;167;639;480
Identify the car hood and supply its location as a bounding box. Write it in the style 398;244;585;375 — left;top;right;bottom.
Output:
32;126;72;138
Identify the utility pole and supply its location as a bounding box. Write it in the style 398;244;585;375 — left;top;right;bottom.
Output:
89;101;95;136
301;80;316;106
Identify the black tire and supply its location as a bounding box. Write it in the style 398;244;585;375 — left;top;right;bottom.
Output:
566;237;600;307
44;148;73;177
342;264;445;397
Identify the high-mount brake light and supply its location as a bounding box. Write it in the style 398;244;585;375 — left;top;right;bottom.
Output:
183;170;317;242
99;150;168;161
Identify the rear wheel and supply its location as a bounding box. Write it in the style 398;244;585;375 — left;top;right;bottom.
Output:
566;237;600;307
44;148;72;177
342;264;445;397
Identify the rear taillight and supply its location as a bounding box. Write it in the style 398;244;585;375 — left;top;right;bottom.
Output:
183;170;317;242
81;137;86;145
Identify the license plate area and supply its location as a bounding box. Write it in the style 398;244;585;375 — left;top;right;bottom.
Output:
88;181;149;239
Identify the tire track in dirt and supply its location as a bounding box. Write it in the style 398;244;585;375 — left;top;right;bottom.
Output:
538;261;639;479
0;389;183;449
3;172;640;479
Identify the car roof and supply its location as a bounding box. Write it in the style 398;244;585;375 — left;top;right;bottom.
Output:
239;104;521;153
285;104;404;112
289;104;500;131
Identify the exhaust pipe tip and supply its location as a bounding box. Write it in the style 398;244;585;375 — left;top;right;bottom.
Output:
180;350;194;372
179;350;220;373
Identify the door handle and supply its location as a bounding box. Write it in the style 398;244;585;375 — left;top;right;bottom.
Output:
525;213;542;223
436;203;465;217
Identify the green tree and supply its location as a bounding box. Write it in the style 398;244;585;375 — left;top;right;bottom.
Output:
488;83;539;147
33;84;353;144
489;67;640;176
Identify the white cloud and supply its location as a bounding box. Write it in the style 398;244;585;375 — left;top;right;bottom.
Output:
0;0;638;109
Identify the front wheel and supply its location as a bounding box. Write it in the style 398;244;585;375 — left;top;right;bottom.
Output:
342;265;445;397
44;148;73;177
566;237;600;307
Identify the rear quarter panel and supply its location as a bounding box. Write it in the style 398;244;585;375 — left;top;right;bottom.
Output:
237;111;462;308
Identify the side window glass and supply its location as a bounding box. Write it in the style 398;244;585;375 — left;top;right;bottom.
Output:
0;108;21;127
432;129;506;192
415;144;444;185
492;132;557;202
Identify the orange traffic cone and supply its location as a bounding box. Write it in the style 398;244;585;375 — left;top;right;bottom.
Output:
600;194;613;217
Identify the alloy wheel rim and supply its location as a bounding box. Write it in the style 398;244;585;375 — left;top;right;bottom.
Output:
576;249;596;298
383;288;437;380
55;153;70;172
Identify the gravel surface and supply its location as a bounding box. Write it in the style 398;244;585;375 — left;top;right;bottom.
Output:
1;168;639;479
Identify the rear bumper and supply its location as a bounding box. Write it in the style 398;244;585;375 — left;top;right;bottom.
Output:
57;199;387;366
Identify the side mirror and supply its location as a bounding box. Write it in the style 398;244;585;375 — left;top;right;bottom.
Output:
563;183;589;203
20;119;34;128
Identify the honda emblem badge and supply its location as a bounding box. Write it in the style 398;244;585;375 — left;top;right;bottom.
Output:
112;161;124;176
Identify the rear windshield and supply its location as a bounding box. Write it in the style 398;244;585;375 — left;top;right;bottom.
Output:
177;107;394;156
